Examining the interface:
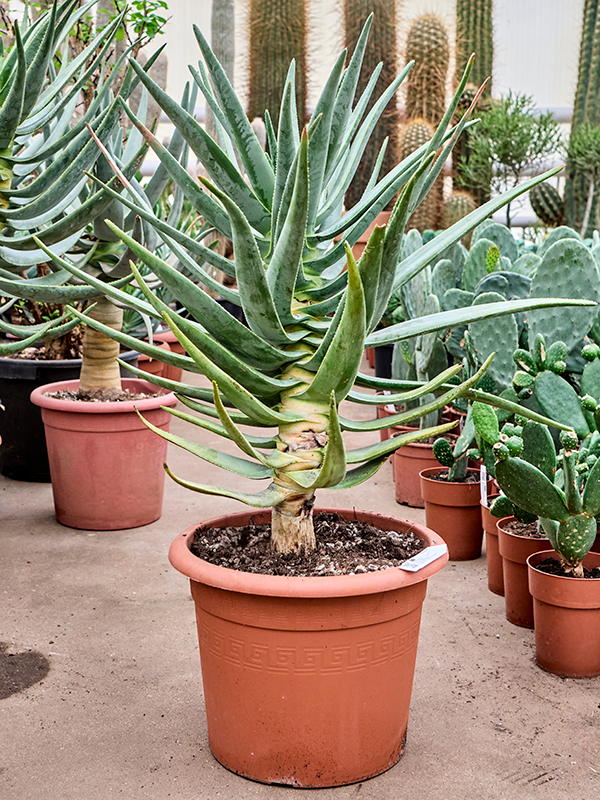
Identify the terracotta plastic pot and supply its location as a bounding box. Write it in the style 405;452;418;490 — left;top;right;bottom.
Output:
351;211;391;259
154;329;184;382
137;340;172;384
30;378;177;530
366;347;375;368
528;550;600;677
481;494;504;596
393;438;438;507
168;507;448;788
420;468;493;560
0;350;138;482
497;517;549;628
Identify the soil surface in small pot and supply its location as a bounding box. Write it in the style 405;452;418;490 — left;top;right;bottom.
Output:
43;388;166;402
534;557;600;579
501;520;544;538
427;469;480;484
190;511;425;576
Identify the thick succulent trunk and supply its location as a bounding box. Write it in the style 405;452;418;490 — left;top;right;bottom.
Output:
78;296;123;399
269;365;330;553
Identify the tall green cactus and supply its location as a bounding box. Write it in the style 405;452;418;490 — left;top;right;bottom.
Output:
565;0;600;236
405;14;449;125
344;0;400;209
247;0;307;129
454;0;493;98
205;0;235;143
453;0;494;200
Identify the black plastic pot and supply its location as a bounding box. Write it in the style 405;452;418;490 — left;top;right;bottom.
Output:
0;351;139;482
374;343;394;379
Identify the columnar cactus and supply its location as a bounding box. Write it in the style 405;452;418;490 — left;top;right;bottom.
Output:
488;421;600;576
452;0;493;200
344;0;400;209
454;0;494;99
565;0;600;235
247;0;307;129
405;14;450;125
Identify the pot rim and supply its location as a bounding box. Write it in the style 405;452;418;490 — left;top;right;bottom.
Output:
496;515;549;540
168;507;449;599
30;378;177;414
527;549;600;581
419;466;487;484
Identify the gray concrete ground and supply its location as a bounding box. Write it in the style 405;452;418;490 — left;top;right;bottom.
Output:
1;364;599;800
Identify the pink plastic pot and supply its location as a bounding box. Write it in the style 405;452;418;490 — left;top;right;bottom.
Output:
31;378;177;530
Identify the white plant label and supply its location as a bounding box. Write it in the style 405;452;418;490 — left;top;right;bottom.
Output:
480;465;488;506
400;544;448;572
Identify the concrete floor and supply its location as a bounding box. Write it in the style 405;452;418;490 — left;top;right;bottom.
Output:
1;366;600;800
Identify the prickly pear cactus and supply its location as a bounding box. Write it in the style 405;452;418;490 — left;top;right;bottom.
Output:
478;417;599;574
536;225;582;259
471;221;519;263
528;238;600;352
461;237;497;292
469;292;519;390
530;181;564;227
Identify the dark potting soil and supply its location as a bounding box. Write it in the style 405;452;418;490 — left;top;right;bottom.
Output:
189;511;425;577
502;520;544;538
427;469;480;484
43;388;165;402
534;557;600;579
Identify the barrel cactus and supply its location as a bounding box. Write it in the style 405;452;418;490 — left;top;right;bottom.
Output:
441;191;476;245
399;119;438;231
530;181;564;227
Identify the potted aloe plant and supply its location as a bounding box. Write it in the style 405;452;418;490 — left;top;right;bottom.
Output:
56;16;596;786
485;418;600;677
0;2;186;528
0;0;171;485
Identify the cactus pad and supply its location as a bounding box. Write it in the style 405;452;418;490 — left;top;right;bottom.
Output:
469;292;519;391
528;239;600;352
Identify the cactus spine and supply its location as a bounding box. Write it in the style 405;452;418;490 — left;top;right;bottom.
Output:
565;0;600;236
247;0;307;129
344;0;400;209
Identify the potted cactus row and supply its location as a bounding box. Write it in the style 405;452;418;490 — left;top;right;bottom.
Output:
481;417;600;678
